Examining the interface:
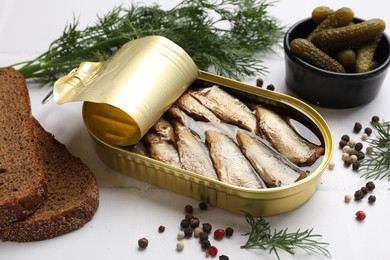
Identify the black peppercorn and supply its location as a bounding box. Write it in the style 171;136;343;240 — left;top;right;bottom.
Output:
184;227;194;238
256;78;263;87
202;223;212;233
368;195;376;203
184;205;193;214
372;115;380;123
366;181;376;191
158;225;165;233
225;227;234;237
354;142;363;151
341;134;350;142
352;161;360;171
354;189;364;200
180;219;190;229
353;122;362;133
199;202;208;211
339;139;348;148
356;151;365;161
266;84;275;91
201;239;211;250
199;232;209;241
360;186;369;195
138;238;149;249
189;217;200;228
364;127;373;136
219;255;230;260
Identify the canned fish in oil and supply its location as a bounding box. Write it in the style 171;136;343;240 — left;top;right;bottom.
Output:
54;36;332;216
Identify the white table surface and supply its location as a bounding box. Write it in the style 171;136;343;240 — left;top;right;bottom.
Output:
1;1;389;259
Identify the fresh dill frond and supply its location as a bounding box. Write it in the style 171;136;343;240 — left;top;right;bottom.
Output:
360;120;390;180
11;0;284;85
241;213;331;259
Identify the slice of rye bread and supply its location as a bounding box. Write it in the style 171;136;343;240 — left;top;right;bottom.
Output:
0;118;99;242
0;67;47;228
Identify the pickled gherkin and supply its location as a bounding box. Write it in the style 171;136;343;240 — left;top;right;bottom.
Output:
310;19;386;52
307;7;354;41
311;6;333;24
356;36;382;73
290;38;346;73
336;49;356;68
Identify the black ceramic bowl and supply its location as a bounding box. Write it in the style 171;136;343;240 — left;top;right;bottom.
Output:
284;18;390;108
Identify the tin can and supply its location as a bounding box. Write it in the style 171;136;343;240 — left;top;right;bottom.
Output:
54;36;198;146
54;37;332;216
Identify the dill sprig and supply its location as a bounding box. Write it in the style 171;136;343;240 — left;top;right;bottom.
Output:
11;0;284;85
360;120;390;180
241;213;331;259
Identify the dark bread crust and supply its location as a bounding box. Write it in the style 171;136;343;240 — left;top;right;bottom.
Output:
0;119;99;242
0;67;47;228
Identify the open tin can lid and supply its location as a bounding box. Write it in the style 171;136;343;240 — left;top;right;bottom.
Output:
53;36;198;146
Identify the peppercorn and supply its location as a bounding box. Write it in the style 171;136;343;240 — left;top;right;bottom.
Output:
355;210;366;221
180;219;190;229
184;227;194;238
177;231;185;240
368;195;376;203
194;227;202;237
201;239;211;250
185;213;193;220
350;155;358;163
214;229;225;240
354;190;364;200
207;246;218;257
202;223;212;233
138;238;149;249
372;115;380;123
353;122;362;133
339;139;348;148
356;151;365;161
366;181;376;191
219;255;230;260
266;84;275;91
184;204;193;214
342;145;351;153
225;227;234;237
199;202;208;210
158;225;165;233
344;159;352;167
364;127;373;136
341;134;350;142
366;146;374;155
199;232;209;241
327;161;335;170
354;142;363;151
352;161;360;171
344;194;352;203
360;186;369;195
190;217;200;228
176;241;185;252
256;78;263;87
361;133;368;141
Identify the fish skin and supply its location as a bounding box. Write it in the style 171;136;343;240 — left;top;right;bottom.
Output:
143;133;182;169
190;86;257;132
151;117;175;143
175;92;222;125
172;121;218;180
254;106;325;166
165;106;189;127
236;130;307;187
205;130;263;189
125;141;149;157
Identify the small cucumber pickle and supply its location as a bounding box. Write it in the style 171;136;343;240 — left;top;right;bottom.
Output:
290;6;386;73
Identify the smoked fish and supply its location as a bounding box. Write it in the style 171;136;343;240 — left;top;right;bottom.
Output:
190;86;257;132
173;121;218;180
254;106;325;166
236;130;307;187
205;130;263;189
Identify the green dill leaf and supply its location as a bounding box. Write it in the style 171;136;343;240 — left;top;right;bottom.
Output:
12;0;284;85
241;212;331;260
